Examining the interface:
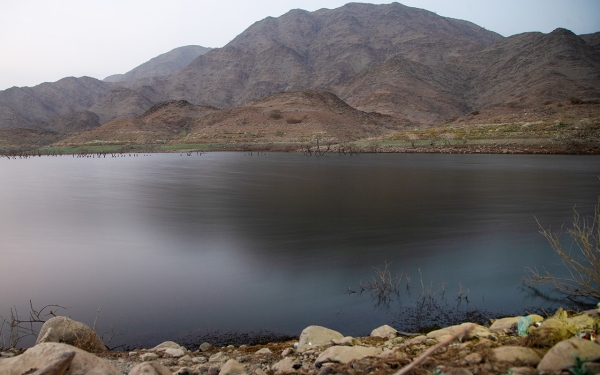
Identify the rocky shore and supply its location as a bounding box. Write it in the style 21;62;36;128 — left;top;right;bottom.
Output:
2;307;600;375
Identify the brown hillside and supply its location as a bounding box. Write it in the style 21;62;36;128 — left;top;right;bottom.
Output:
53;91;402;147
166;2;501;108
55;100;217;146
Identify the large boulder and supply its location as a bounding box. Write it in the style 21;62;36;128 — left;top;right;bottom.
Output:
315;346;381;367
537;337;600;373
36;316;106;352
298;326;343;351
0;342;120;375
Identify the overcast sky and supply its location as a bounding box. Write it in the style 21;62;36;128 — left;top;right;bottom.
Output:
1;0;599;91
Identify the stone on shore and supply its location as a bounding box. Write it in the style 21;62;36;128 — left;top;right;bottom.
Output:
210;351;230;362
298;326;343;351
490;346;541;366
489;317;522;333
129;361;172;375
255;348;272;355
537;337;600;373
35;316;107;352
140;352;159;361
164;347;186;358
427;323;491;341
0;342;120;375
315;346;380;367
219;359;246;375
150;341;186;352
370;325;398;339
200;342;214;352
272;357;300;374
331;336;357;346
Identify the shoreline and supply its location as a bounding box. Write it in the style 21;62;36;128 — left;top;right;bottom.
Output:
2;307;600;375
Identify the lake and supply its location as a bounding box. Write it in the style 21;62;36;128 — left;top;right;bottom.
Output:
0;152;598;348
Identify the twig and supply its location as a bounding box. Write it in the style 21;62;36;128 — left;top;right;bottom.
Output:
393;324;476;375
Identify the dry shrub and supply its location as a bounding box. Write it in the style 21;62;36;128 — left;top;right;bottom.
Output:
285;117;302;124
269;110;282;120
525;195;600;302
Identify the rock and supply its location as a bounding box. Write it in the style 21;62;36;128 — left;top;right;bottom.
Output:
378;349;406;359
141;353;160;361
427;323;491;341
219;359;246;375
489;317;522;333
151;341;186;352
0;342;120;375
164;348;186;358
527;318;578;347
35;316;107;352
178;354;193;363
129;362;172;375
445;369;473;375
174;367;195;375
209;352;230;362
464;352;483;364
255;348;271;355
281;348;295;357
509;367;538;375
200;342;213;352
272;357;299;374
491;346;541;366
254;369;268;375
298;326;343;351
537;337;600;373
315;346;380;367
370;325;398;339
408;335;428;345
331;336;357;346
193;356;208;364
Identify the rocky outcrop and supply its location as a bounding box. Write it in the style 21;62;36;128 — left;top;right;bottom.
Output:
36;316;106;352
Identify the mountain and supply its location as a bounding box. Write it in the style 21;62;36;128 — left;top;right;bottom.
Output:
1;2;599;142
165;2;502;108
0;77;111;129
580;32;600;54
448;28;600;110
104;45;212;82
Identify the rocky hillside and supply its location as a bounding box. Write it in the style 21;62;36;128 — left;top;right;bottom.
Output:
54;90;401;147
164;2;502;109
104;45;212;82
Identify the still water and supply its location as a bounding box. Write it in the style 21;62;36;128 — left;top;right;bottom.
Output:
0;153;598;347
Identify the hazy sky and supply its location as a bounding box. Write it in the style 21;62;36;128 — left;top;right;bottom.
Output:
1;0;599;91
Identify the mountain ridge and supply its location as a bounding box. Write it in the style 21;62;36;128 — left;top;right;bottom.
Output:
0;2;599;146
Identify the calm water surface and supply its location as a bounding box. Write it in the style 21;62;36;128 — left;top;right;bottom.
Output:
0;153;598;347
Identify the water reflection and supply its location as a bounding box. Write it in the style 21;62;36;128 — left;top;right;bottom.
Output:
0;153;598;347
